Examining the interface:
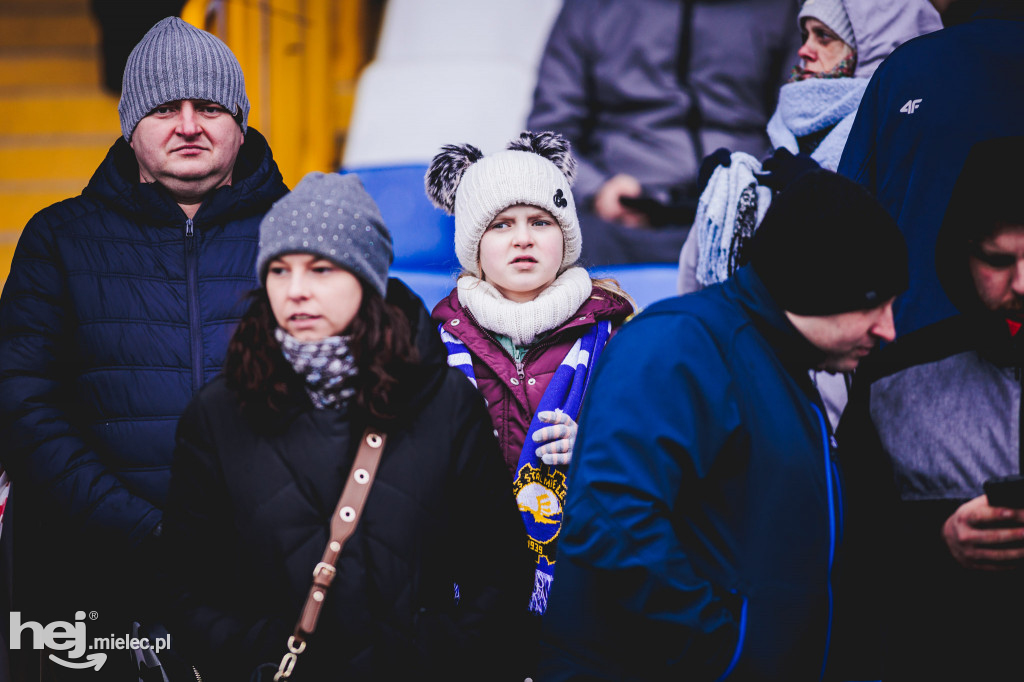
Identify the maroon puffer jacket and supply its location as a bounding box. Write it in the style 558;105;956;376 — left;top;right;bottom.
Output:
432;285;634;475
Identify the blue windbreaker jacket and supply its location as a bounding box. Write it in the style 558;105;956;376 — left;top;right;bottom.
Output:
539;266;854;681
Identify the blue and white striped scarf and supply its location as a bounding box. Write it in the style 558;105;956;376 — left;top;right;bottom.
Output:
440;320;612;613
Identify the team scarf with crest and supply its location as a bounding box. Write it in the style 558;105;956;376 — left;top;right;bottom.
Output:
440;320;611;613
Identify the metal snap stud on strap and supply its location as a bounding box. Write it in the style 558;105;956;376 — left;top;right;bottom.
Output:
280;427;386;680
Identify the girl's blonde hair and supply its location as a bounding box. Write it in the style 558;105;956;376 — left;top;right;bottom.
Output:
592;277;637;313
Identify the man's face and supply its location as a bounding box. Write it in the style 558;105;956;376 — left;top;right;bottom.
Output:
968;222;1024;322
130;99;244;203
786;298;897;373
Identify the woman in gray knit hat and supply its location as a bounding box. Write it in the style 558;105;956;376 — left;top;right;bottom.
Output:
161;172;532;681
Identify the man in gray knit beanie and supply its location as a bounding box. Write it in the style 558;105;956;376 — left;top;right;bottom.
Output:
119;16;257;218
119;16;249;142
0;15;286;679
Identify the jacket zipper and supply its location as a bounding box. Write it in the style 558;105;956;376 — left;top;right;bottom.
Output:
193;665;203;682
517;329;571;376
460;308;527;383
185;218;203;393
1018;364;1023;473
811;403;838;681
459;308;577;388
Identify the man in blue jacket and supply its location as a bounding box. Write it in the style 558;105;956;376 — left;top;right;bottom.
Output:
0;16;287;677
837;0;1024;336
539;171;907;681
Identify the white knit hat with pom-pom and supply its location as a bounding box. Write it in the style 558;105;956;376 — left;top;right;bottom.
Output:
425;132;582;277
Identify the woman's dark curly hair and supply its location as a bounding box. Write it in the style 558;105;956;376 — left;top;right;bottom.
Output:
224;284;418;422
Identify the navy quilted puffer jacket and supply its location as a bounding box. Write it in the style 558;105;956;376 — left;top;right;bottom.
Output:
0;129;287;550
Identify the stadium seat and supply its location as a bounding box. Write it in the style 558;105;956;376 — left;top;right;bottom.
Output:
393;264;679;317
589;263;679;311
391;268;460;312
340;165;457;271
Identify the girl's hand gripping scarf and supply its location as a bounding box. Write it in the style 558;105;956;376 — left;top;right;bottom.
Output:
440;320;612;613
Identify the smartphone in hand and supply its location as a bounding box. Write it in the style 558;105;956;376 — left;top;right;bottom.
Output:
619;194;697;227
984;475;1024;509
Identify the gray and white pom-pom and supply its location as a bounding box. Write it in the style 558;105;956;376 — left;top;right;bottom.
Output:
425;143;484;214
507;131;577;184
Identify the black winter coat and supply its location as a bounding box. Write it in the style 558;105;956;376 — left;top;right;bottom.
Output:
0;130;287;625
162;281;534;681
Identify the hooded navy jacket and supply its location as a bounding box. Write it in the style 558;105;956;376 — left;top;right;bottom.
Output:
837;0;1024;335
0;130;287;620
539;266;854;681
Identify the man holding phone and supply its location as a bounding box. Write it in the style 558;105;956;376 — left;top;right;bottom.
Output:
839;137;1024;681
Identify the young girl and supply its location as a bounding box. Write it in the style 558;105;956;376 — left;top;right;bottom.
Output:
427;132;634;616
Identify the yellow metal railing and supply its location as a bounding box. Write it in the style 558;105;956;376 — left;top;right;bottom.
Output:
181;0;377;187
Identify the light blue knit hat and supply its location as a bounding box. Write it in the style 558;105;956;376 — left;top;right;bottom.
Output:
118;16;249;141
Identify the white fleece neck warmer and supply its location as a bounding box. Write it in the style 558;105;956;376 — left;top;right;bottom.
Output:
457;266;592;346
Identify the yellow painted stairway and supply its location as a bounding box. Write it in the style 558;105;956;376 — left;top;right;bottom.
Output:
0;0;121;290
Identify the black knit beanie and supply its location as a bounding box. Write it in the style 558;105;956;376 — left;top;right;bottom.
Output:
744;170;908;315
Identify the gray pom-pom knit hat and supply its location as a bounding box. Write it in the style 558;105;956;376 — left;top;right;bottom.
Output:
118;16;249;141
257;172;393;298
425;131;582;278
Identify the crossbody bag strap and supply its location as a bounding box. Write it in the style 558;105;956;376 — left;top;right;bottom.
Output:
274;428;387;681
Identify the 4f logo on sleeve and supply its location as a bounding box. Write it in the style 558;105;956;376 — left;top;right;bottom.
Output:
900;99;923;115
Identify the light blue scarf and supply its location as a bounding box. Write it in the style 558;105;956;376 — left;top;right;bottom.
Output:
766;77;868;171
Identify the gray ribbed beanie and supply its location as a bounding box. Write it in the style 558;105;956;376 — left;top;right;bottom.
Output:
798;0;856;51
257;172;393;298
118;16;249;142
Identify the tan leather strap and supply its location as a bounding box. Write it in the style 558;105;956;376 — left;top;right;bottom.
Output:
274;428;386;681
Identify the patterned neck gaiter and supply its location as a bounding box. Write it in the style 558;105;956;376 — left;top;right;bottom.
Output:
789;53;857;82
275;328;358;409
